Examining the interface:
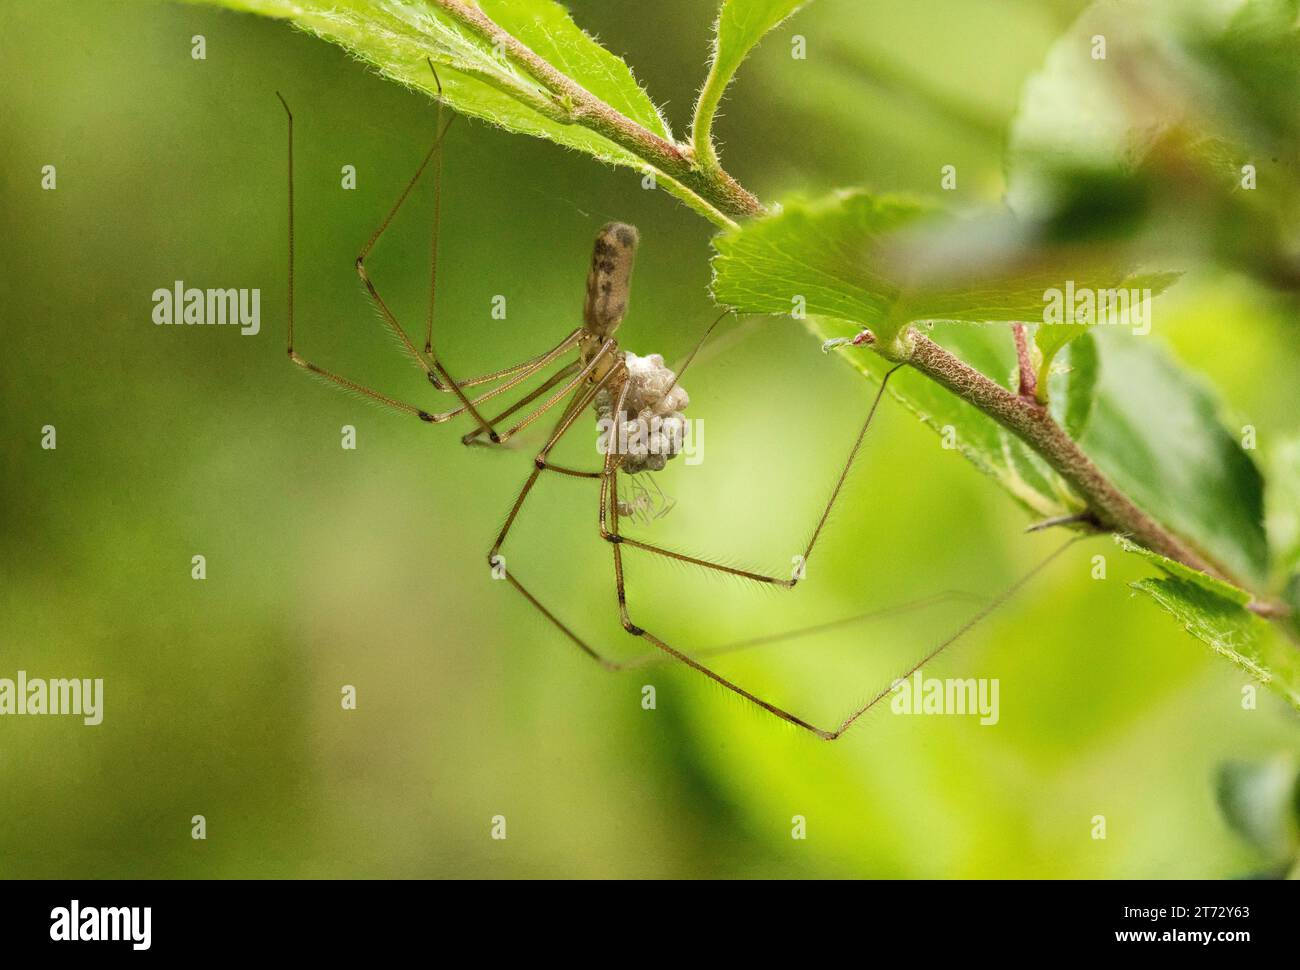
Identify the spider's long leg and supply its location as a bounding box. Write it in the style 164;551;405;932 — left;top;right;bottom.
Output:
461;360;580;446
422;66;446;365
490;359;625;557
348;61;576;441
610;364;905;587
406;60;529;390
277;93;440;424
487;363;637;666
606;464;1080;739
665;308;731;393
275;92;576;432
491;340;619;444
612;590;987;671
419;329;583;431
355;120;573;394
350;116;448;383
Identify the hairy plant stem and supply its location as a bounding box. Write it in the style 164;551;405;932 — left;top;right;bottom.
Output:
899;330;1230;582
428;0;765;223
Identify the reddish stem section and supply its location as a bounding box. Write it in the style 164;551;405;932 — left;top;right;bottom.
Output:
1012;323;1038;401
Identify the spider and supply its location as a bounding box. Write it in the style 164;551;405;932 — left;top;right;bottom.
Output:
274;69;1071;741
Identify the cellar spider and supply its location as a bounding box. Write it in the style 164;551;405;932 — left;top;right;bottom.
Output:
275;68;1075;741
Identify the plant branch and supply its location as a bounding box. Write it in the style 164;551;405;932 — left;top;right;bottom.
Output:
896;329;1232;582
428;0;765;223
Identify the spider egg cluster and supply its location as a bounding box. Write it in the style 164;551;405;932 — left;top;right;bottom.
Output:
595;352;690;474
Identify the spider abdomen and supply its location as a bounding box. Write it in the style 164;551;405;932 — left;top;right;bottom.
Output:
582;222;639;341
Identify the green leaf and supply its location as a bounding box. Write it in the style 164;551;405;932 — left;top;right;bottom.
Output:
196;0;665;140
1058;330;1098;440
712;192;938;351
692;0;809;170
1117;535;1300;709
184;0;736;220
1216;756;1300;859
1267;437;1300;582
1267;438;1300;637
712;192;1178;355
1082;336;1269;588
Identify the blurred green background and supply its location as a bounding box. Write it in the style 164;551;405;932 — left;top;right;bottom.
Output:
2;0;1298;879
